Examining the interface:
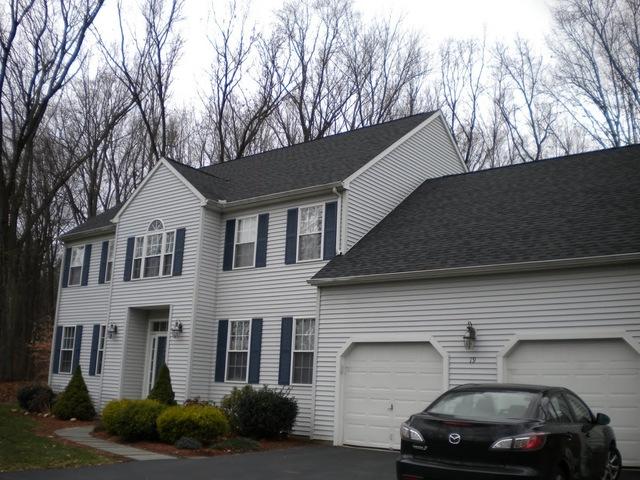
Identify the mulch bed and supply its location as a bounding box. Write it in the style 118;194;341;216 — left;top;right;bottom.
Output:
91;430;316;458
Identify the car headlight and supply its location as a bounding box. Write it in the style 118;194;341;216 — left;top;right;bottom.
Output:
400;422;425;442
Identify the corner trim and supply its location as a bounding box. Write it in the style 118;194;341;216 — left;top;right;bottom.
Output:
332;334;449;447
496;330;640;382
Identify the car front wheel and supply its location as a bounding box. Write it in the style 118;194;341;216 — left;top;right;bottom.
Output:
602;447;622;480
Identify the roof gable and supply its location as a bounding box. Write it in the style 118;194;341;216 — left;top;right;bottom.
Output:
313;144;640;282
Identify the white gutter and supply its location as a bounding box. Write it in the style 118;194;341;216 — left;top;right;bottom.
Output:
308;252;640;287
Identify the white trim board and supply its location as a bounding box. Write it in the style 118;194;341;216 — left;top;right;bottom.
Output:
332;334;449;447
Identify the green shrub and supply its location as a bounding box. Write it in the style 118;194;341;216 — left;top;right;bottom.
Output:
17;384;55;413
102;399;166;441
221;386;298;439
147;364;176;405
156;405;229;444
52;366;95;420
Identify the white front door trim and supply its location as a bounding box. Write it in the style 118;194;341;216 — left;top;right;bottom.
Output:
333;333;449;447
496;329;640;382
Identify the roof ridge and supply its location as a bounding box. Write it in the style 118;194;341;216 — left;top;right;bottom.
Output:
165;157;229;182
199;111;437;170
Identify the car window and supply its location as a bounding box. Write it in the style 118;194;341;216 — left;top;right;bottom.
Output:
541;394;574;423
564;393;593;424
427;391;538;420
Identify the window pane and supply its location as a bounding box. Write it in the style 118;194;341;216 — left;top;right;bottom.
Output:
428;391;539;420
69;266;82;285
144;256;161;277
105;262;113;282
133;258;142;279
299;206;322;235
293;352;314;384
299;233;321;261
60;350;73;373
226;352;248;381
234;242;255;268
107;240;114;261
70;246;84;267
134;237;144;258
164;232;175;254
148;219;164;231
295;318;315;350
96;350;104;375
162;254;173;276
236;217;257;244
565;394;592;423
146;234;162;256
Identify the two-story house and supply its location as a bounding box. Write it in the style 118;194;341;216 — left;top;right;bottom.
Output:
49;112;640;465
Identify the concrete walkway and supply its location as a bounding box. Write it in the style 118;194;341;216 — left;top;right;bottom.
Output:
55;426;175;461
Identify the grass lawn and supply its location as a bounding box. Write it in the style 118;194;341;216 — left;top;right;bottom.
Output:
0;404;114;472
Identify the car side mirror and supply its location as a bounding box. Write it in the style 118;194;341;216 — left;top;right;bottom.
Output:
595;413;610;426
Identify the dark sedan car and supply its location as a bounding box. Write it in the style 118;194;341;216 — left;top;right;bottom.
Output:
397;384;621;480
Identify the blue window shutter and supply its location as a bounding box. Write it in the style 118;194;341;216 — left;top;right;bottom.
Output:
72;325;83;372
123;237;135;281
323;201;338;260
214;320;229;382
98;241;109;284
52;326;63;374
248;318;263;384
172;228;186;276
62;248;72;288
255;214;269;268
81;244;92;286
278;317;293;385
223;220;236;271
285;209;298;264
89;324;100;376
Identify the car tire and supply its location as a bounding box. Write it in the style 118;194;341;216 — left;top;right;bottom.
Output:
602;447;622;480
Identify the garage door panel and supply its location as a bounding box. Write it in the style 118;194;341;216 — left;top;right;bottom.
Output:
342;342;444;449
506;339;640;467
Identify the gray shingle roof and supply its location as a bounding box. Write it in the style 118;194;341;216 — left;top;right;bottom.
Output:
313;144;640;280
62;112;436;239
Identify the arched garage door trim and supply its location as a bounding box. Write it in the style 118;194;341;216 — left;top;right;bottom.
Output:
497;330;640;382
333;334;449;446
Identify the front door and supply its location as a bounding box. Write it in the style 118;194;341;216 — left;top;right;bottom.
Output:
144;320;168;396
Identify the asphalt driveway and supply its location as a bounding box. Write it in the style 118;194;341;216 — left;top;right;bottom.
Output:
1;445;639;480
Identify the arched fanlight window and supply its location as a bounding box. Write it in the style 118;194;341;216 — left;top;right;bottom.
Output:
148;219;164;232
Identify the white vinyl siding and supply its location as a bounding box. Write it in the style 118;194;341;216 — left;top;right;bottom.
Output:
68;246;84;286
313;264;640;442
346;114;464;249
59;326;76;374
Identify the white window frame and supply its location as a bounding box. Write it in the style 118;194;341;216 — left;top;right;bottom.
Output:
291;317;315;385
131;220;176;280
233;215;258;270
296;203;325;263
96;324;106;375
59;326;76;374
68;246;85;286
105;240;114;283
225;319;251;383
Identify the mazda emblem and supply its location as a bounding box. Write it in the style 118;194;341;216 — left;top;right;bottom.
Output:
448;433;461;445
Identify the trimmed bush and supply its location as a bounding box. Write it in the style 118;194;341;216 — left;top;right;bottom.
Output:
52;366;95;420
147;364;176;405
17;384;55;413
221;386;298;439
157;405;229;444
174;436;202;450
102;399;166;441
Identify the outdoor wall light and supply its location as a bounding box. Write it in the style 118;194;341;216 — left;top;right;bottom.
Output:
170;320;183;338
107;323;118;339
463;321;476;351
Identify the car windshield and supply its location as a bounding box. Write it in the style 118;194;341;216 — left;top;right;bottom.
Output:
427;390;539;421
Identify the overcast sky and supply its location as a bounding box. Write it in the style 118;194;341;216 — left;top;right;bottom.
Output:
94;0;553;105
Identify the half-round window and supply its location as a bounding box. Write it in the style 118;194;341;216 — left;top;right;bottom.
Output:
148;219;164;232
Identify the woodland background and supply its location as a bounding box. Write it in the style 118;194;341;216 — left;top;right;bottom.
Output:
1;0;638;381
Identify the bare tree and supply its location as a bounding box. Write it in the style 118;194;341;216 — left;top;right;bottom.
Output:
0;0;106;381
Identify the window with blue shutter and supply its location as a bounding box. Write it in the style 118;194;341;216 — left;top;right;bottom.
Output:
72;325;83;371
248;318;263;384
255;214;269;268
285;209;298;264
214;320;229;382
89;324;100;376
98;241;109;284
123;237;135;281
223;220;235;271
52;326;63;374
278;317;293;385
172;227;186;276
323;201;338;259
81;245;92;286
62;248;72;288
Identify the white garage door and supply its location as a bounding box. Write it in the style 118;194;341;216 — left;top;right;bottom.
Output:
505;339;640;467
341;342;443;449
